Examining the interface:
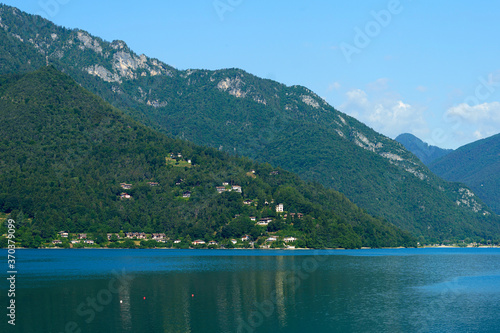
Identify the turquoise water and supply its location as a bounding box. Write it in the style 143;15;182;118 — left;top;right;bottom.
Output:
2;248;500;332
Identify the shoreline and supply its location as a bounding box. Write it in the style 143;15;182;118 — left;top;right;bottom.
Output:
6;245;500;250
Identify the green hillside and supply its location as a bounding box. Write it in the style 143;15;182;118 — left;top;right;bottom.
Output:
430;133;500;215
0;67;418;248
0;4;499;242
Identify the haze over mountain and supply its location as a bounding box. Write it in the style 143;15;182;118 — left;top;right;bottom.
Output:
1;4;499;242
395;133;453;166
429;133;500;215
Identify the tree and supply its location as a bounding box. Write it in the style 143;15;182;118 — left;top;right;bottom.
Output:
122;239;136;248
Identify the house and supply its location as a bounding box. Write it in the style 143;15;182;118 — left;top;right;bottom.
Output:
52;240;62;245
241;235;251;242
249;216;256;221
257;218;272;226
243;199;253;205
276;203;284;212
270;171;279;175
125;232;146;239
78;233;87;240
232;185;242;193
266;237;277;242
222;182;229;186
209;240;218;246
174;240;181;244
148;182;159;187
120;193;132;199
70;240;80;244
183;191;191;198
107;233;120;240
216;186;226;193
175;179;183;186
187;159;192;164
297;213;304;219
84;240;95;245
120;183;132;190
192;240;206;245
230;239;238;244
58;231;69;238
152;233;166;241
284;237;298;243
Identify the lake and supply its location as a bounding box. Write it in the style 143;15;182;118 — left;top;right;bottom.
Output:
2;248;500;333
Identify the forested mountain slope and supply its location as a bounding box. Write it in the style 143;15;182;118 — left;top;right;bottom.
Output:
396;133;452;165
430;133;500;215
0;4;498;242
0;67;419;248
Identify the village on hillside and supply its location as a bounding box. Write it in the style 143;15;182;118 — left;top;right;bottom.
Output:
44;164;305;249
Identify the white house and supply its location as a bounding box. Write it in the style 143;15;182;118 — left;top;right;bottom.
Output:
241;235;251;242
276;203;284;212
284;237;297;243
266;237;277;242
257;218;272;226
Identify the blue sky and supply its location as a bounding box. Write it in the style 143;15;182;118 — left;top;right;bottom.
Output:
4;0;500;149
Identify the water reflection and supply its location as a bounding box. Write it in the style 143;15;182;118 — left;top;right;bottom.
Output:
6;250;500;333
117;278;132;331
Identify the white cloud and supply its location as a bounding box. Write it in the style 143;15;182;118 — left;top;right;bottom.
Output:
444;102;500;141
416;85;428;92
446;102;500;123
340;88;427;138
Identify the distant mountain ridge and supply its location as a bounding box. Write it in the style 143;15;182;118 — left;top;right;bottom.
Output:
1;4;499;242
429;133;500;215
395;133;453;166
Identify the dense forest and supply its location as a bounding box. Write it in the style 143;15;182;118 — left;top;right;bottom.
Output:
429;133;500;215
0;4;499;243
0;67;418;249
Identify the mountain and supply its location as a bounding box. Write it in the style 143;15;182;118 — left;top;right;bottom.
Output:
1;4;499;242
429;133;500;215
0;66;418;248
395;133;453;165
